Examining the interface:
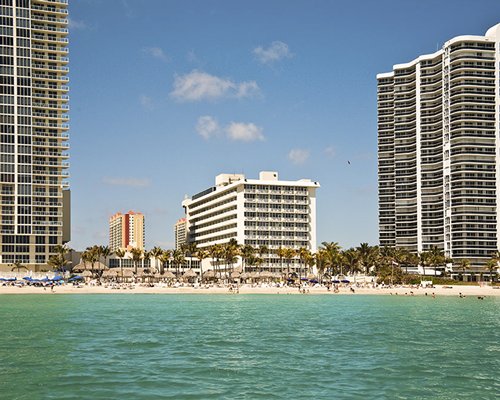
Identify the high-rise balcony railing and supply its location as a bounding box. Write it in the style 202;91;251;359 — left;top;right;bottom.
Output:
32;54;69;63
32;73;69;82
32;34;68;44
31;14;68;25
32;44;69;53
31;4;68;15
32;25;68;35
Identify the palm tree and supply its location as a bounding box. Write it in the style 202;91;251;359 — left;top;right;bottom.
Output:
320;242;342;276
223;239;240;277
142;250;150;270
258;245;268;269
297;247;311;281
282;247;296;276
240;244;255;273
181;242;198;270
485;259;497;282
419;251;429;277
11;262;28;273
46;244;72;273
315;249;328;283
357;242;378;274
275;246;286;275
457;259;470;281
129;247;143;274
342;248;361;276
428;246;445;277
115;248;126;278
150;246;164;272
160;249;172;274
83;246;100;276
99;245;111;267
196;248;209;280
172;249;184;278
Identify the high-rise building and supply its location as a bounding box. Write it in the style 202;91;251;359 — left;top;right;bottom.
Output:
174;217;187;250
182;171;319;271
109;211;145;252
377;23;500;266
0;0;70;268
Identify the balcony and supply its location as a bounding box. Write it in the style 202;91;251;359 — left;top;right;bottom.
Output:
32;53;69;63
31;3;68;14
32;25;68;35
32;43;69;53
32;73;69;82
32;83;69;91
31;14;68;25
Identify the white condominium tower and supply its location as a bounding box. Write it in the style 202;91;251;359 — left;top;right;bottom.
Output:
182;171;319;270
378;23;500;266
0;0;70;268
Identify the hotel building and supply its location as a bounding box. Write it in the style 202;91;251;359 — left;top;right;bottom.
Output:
182;171;319;270
0;0;70;268
378;23;500;266
174;217;187;250
109;211;145;252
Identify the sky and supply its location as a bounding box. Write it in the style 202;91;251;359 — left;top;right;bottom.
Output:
67;0;500;251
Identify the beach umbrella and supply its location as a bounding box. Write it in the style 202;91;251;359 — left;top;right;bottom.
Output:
230;271;241;279
332;280;341;284
341;279;350;283
68;275;83;282
121;269;134;277
163;271;176;279
183;269;197;278
307;273;316;280
260;271;273;279
51;276;64;281
82;270;92;277
250;271;260;279
240;272;250;279
203;270;215;279
233;266;243;273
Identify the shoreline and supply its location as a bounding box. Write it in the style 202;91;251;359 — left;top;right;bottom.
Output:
0;284;498;297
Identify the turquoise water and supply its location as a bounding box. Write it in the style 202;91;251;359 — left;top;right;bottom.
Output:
0;295;498;399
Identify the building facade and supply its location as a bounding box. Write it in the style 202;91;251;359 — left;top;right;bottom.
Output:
109;211;145;252
0;0;70;268
174;217;187;250
378;23;500;266
182;171;319;270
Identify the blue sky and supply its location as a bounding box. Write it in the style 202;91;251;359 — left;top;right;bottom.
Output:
67;0;500;251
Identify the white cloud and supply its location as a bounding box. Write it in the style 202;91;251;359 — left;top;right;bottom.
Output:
102;177;151;187
139;94;153;109
288;148;310;165
142;47;169;62
170;70;260;102
226;122;264;142
196;115;220;140
253;41;293;64
68;18;88;30
324;146;336;158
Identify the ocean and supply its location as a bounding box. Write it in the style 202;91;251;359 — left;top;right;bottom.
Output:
0;294;498;399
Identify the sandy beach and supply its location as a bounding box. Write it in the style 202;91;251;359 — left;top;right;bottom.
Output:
0;283;498;297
